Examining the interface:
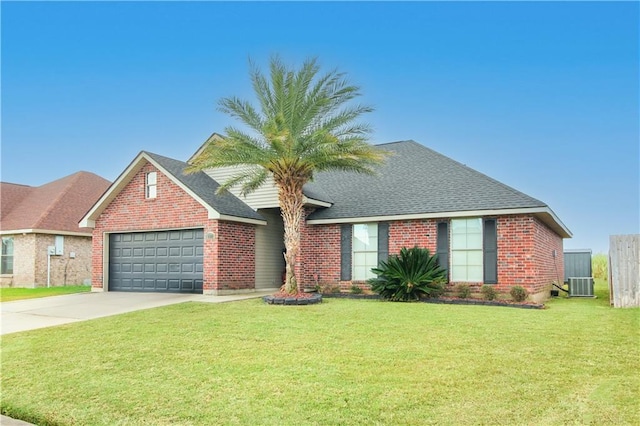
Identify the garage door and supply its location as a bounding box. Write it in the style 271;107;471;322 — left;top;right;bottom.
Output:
109;229;204;293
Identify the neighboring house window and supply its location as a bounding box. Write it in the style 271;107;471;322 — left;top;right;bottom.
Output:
146;172;157;199
451;218;483;282
1;237;14;274
352;223;378;280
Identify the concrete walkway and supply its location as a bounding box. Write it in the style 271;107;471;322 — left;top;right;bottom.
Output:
1;289;277;335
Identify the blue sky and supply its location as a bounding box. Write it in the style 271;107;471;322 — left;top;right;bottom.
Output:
2;1;638;253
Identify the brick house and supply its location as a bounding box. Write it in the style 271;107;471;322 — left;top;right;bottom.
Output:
0;172;111;288
81;138;571;302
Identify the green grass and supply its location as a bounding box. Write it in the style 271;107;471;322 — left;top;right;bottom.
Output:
0;285;91;302
1;280;638;425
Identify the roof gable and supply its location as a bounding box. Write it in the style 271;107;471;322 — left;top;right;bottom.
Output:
1;172;111;234
80;152;265;228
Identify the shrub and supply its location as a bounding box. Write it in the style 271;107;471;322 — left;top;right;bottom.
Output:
368;246;447;302
509;285;528;302
481;285;498;301
350;285;363;295
456;284;472;299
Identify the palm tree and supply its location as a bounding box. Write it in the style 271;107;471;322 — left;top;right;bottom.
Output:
188;56;388;294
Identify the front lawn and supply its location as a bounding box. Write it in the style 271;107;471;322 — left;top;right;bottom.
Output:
0;285;91;302
1;280;638;425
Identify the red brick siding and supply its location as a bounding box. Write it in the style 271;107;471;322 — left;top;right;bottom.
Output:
389;220;438;254
532;216;564;295
91;162;256;292
495;215;536;292
299;215;564;299
216;221;256;290
300;218;341;287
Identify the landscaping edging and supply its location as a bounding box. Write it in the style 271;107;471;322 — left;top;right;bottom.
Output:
263;293;323;305
422;298;544;309
321;293;545;309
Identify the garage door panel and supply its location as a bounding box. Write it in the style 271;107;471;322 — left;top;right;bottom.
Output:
109;229;203;293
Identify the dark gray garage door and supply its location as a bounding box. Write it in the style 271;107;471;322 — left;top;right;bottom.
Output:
109;229;204;293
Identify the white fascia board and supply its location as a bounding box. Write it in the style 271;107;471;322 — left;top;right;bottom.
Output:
303;196;332;208
218;215;267;226
0;229;92;237
306;207;572;238
542;207;573;238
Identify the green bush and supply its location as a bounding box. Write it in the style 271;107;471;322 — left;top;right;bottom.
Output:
456;284;472;299
481;285;498;301
368;246;447;302
350;285;363;294
509;285;528;302
592;253;608;280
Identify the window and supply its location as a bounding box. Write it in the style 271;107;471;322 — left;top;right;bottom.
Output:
146;172;157;199
451;218;483;282
352;223;378;280
1;237;14;274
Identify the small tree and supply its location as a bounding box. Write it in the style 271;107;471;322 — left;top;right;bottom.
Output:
188;56;388;294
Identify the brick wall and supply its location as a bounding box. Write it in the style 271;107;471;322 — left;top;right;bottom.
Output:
91;162;256;293
215;221;256;291
532;216;564;297
300;214;341;288
34;235;93;287
300;215;564;300
5;234;35;287
1;233;93;288
389;219;438;254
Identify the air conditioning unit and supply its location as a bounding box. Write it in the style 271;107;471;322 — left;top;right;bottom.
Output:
568;277;594;297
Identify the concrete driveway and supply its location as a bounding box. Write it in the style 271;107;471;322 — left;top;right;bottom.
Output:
1;290;275;335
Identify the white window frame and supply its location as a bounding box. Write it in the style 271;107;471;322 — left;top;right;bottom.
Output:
146;171;157;199
1;236;14;275
450;218;483;282
352;223;378;281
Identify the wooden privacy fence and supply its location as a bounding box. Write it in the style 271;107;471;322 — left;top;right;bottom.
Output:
609;235;639;308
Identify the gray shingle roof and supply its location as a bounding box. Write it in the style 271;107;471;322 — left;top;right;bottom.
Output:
145;152;265;222
307;140;547;221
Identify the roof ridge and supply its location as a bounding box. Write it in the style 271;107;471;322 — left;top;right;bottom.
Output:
374;140;418;147
0;181;33;188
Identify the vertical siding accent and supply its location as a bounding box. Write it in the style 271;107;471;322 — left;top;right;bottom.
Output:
205;165;280;209
378;222;389;265
483;218;498;284
340;224;352;281
436;221;449;280
254;209;285;289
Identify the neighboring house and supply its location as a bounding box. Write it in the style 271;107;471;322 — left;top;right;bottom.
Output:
81;137;571;302
0;172;111;287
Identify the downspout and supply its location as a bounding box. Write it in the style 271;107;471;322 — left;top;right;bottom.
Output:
47;250;51;288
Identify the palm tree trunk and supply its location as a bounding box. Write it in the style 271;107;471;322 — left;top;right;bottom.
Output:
278;180;306;294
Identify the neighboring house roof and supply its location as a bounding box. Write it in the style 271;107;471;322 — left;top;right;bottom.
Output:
1;171;111;235
305;140;571;238
80;151;266;228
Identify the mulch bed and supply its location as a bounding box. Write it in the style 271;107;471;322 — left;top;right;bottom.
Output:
263;292;323;305
263;291;545;309
320;293;545;309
